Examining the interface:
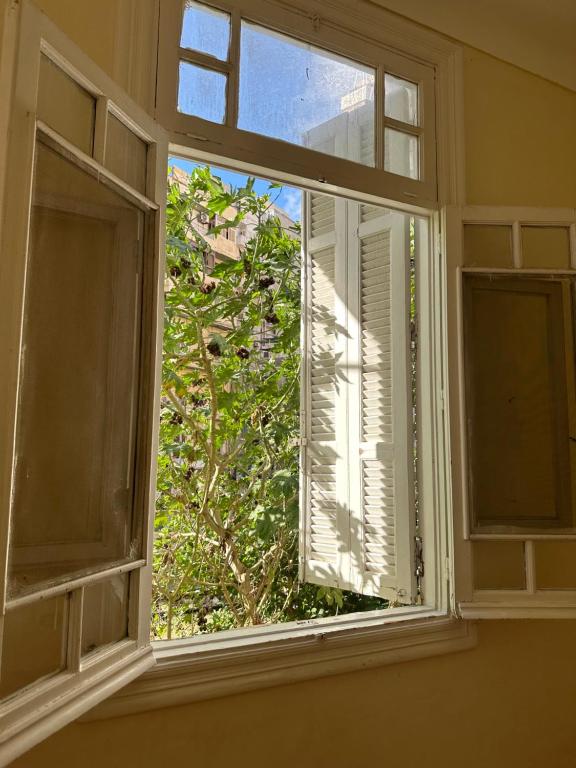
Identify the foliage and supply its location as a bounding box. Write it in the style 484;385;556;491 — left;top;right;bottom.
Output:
152;166;386;640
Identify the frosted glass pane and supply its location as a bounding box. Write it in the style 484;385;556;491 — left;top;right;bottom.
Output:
9;139;145;596
464;224;513;268
385;74;418;126
384;128;418;179
0;596;67;699
82;574;129;654
104;114;148;194
239;22;375;166
522;226;571;269
38;54;95;155
178;61;226;123
181;0;230;61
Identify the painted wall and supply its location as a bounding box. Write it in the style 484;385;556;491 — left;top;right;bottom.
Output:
6;1;576;766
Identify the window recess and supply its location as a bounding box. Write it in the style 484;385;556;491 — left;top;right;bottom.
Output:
157;0;437;206
448;207;576;617
0;2;166;762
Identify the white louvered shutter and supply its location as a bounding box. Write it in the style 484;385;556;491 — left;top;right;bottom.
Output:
300;192;346;587
346;207;416;601
300;194;416;602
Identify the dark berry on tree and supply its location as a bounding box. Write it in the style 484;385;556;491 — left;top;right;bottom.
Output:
207;341;222;356
243;258;252;275
236;346;250;359
265;312;280;325
180;258;191;270
170;265;182;278
258;275;275;289
199;281;216;294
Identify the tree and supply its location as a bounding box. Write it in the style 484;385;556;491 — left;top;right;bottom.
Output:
152;166;386;639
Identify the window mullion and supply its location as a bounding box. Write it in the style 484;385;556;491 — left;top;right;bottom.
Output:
225;8;241;128
178;48;232;74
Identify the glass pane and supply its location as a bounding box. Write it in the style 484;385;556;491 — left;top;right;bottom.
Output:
181;0;230;61
9;138;145;597
522;226;571;269
385;74;418;126
238;22;375;166
38;54;95;156
464;224;513;268
104;113;148;194
178;61;227;123
473;541;526;590
82;574;130;654
384;128;418;179
0;596;67;699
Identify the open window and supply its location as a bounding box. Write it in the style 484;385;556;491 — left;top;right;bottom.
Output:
0;2;166;761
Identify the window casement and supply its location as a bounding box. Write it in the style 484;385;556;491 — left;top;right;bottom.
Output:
0;2;167;762
0;0;480;760
446;206;576;617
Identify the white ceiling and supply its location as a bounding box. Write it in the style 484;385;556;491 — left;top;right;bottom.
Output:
370;0;576;91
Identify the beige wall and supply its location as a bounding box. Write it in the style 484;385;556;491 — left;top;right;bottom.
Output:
6;1;576;766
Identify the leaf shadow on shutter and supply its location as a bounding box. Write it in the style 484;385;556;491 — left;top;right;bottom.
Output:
301;190;417;604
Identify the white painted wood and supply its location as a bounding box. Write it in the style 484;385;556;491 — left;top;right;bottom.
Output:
157;0;449;206
86;615;476;720
0;2;166;760
448;206;576;617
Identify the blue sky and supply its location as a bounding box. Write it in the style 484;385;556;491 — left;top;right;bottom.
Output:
169;156;303;222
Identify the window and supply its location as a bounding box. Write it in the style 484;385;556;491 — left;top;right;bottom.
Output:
0;0;471;757
448;209;576;615
157;0;438;205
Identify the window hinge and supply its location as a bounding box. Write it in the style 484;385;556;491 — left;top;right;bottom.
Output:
444;556;451;582
300;437;308;447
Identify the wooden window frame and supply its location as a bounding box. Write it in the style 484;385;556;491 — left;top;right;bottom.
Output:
157;0;465;210
446;205;576;618
0;2;168;762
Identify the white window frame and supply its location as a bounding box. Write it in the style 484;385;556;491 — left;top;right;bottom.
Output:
87;0;472;720
0;2;168;762
446;205;576;619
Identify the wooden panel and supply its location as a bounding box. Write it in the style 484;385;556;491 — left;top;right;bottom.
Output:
38;55;95;155
473;541;526;590
464;275;575;530
104;114;148;194
9;140;145;595
463;224;513;268
535;541;576;589
0;596;67;699
82;575;130;655
521;226;571;269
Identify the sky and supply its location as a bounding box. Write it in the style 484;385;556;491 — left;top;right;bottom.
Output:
169;156;303;222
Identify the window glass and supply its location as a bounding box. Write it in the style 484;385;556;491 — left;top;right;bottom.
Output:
384;128;418;179
38;54;95;156
178;61;227;123
238;22;375;166
8;138;145;597
82;574;130;654
385;74;418;126
0;596;68;699
181;0;231;61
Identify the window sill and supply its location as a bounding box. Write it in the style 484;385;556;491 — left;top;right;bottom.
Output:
84;611;476;720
